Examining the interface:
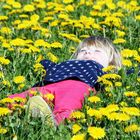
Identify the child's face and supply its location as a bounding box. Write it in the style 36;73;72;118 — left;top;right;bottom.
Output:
76;46;109;67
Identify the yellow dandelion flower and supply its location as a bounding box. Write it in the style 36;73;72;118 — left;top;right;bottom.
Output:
120;101;128;107
3;5;12;10
97;77;113;87
10;38;26;46
124;91;138;97
11;1;21;8
125;124;140;133
0;36;4;41
33;63;43;70
60;21;69;27
92;23;101;30
50;20;59;27
135;97;140;104
35;0;46;9
108;93;113;97
137;77;140;82
51;42;63;48
107;112;130;121
135;15;140;20
121;49;138;58
29;90;37;96
105;86;112;92
0;107;11;116
20;48;31;54
102;65;116;72
88;96;101;103
44;93;54;101
106;2;116;10
17;21;32;29
42;16;54;23
106;112;117;121
113;38;126;44
47;52;58;63
115;82;122;87
13;76;25;84
29;46;40;53
18;83;25;90
35;55;43;63
33;63;46;75
2;80;11;87
63;0;74;4
80;35;90;39
99;107;109;116
71;133;85;140
25;39;33;44
117;1;126;9
122;59;132;67
23;4;35;12
80;118;86;123
0;15;8;21
59;33;80;43
19;14;29;18
99;73;121;80
121;107;140;116
106;104;119;113
134;55;140;63
117;113;131;122
11;104;24;110
1;27;12;34
13;97;26;103
72;124;81;134
58;13;69;20
126;86;130;89
30;14;40;21
88;126;106;139
0;57;10;65
34;39;49;47
0;127;7;134
0;98;14;104
65;5;74;12
2;42;11;49
116;30;125;37
12;19;21;25
87;108;102;119
70;111;85;119
69;46;76;53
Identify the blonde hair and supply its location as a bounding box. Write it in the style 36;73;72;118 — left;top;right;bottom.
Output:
71;36;122;69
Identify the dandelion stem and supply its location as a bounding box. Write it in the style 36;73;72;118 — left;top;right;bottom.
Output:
8;115;15;134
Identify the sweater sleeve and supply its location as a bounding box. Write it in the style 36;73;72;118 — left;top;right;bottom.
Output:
40;59;56;73
32;60;56;87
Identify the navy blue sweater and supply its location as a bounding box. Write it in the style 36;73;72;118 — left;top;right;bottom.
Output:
36;59;105;88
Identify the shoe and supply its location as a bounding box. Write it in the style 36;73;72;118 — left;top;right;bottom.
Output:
27;95;56;127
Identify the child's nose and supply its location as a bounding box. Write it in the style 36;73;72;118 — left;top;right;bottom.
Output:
85;50;91;54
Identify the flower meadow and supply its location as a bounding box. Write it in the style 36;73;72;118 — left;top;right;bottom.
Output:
0;0;140;139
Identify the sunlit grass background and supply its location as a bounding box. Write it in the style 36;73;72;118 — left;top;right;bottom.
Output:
0;0;140;139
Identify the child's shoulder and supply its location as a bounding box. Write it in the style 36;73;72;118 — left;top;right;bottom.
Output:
62;59;104;68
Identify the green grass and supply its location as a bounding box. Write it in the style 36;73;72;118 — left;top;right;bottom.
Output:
0;0;140;139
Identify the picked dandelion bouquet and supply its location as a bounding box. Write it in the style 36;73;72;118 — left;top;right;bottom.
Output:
0;0;140;139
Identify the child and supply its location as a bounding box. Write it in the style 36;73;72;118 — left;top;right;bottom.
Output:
9;36;122;126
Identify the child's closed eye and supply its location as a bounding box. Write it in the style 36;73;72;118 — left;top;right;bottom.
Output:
80;49;86;52
95;49;101;52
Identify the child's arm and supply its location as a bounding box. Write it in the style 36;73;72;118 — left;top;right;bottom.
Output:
40;59;56;72
33;60;56;87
